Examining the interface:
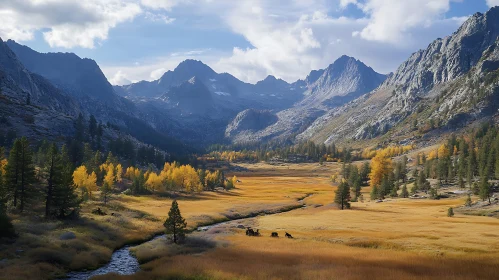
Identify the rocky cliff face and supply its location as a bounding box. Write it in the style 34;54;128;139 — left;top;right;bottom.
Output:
159;77;214;113
225;109;278;139
6;40;127;106
300;55;386;108
117;59;304;112
225;56;386;144
297;7;499;145
1;39;193;154
0;38;80;140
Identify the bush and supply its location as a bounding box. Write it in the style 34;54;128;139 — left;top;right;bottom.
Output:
28;248;72;265
0;209;16;238
447;207;454;217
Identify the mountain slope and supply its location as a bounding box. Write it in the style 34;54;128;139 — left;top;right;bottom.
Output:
225;56;386;144
300;55;386;108
3;40;194;155
6;40;128;107
0;38;79;140
159;77;214;113
117;59;304;111
298;7;499;146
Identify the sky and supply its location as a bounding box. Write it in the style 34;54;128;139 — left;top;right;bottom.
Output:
0;0;496;85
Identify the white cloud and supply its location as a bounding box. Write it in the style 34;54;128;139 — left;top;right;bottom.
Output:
102;49;220;85
0;0;142;48
210;0;465;82
0;0;181;48
100;0;469;84
150;68;167;80
340;0;358;8
487;0;499;7
140;0;188;11
109;70;132;86
344;0;456;44
144;12;176;24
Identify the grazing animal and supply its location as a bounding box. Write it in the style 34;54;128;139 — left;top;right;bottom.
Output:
285;232;293;238
254;229;261;236
271;232;279;237
246;228;257;236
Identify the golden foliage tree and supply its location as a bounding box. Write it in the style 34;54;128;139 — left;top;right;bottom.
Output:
146;172;163;192
115;164;123;183
72;166;97;197
369;151;392;188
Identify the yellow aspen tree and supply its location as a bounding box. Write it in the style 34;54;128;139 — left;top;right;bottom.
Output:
369;151;392;188
103;164;115;186
0;158;7;175
73;166;89;189
115;164;123;183
146;172;162;192
86;171;98;195
438;143;450;159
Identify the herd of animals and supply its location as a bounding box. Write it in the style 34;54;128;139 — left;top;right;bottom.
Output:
245;227;293;238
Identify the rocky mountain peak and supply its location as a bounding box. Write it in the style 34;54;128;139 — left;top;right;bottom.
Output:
300;55;386;108
225;109;279;138
5;39;118;104
173;59;216;77
255;75;290;91
383;6;499;96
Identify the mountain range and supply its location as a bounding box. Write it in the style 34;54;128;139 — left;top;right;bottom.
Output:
1;6;499;153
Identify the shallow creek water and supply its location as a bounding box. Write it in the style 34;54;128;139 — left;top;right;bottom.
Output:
65;195;312;279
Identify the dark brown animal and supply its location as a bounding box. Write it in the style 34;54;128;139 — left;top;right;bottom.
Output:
285;232;293;238
271;232;279;237
254;229;261;236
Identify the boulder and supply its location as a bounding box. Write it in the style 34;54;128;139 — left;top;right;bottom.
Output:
59;231;76;240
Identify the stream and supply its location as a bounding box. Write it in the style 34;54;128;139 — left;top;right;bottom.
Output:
65;195;312;279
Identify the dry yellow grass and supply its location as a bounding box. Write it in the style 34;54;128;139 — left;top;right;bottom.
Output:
0;162;333;279
3;161;499;280
110;162;499;280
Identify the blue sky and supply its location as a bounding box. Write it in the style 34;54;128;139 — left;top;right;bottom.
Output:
0;0;495;85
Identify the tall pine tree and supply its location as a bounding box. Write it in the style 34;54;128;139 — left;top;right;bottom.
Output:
5;138;36;212
164;200;187;244
52;145;80;218
334;182;351;209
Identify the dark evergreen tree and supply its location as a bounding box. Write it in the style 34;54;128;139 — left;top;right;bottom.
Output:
0;203;15;238
5;138;36;212
52;145;80;218
101;182;112;205
75;113;85;142
400;183;409;198
88;115;98;140
334;182;351;210
370;185;379;200
479;174;491;204
467;141;477;188
164;200;187;244
360;162;370;184
44;144;62;218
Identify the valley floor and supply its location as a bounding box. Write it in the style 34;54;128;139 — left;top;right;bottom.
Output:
2;162;499;280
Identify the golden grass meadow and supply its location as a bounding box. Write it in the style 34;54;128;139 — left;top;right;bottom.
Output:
2;161;499;280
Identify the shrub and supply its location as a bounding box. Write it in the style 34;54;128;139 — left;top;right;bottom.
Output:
447;207;454;217
0;209;16;238
28;248;72;265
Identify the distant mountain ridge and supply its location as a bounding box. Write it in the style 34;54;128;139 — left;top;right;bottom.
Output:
116;59;304;111
297;6;499;146
6;6;498;150
224;55;387;144
2;39;192;155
